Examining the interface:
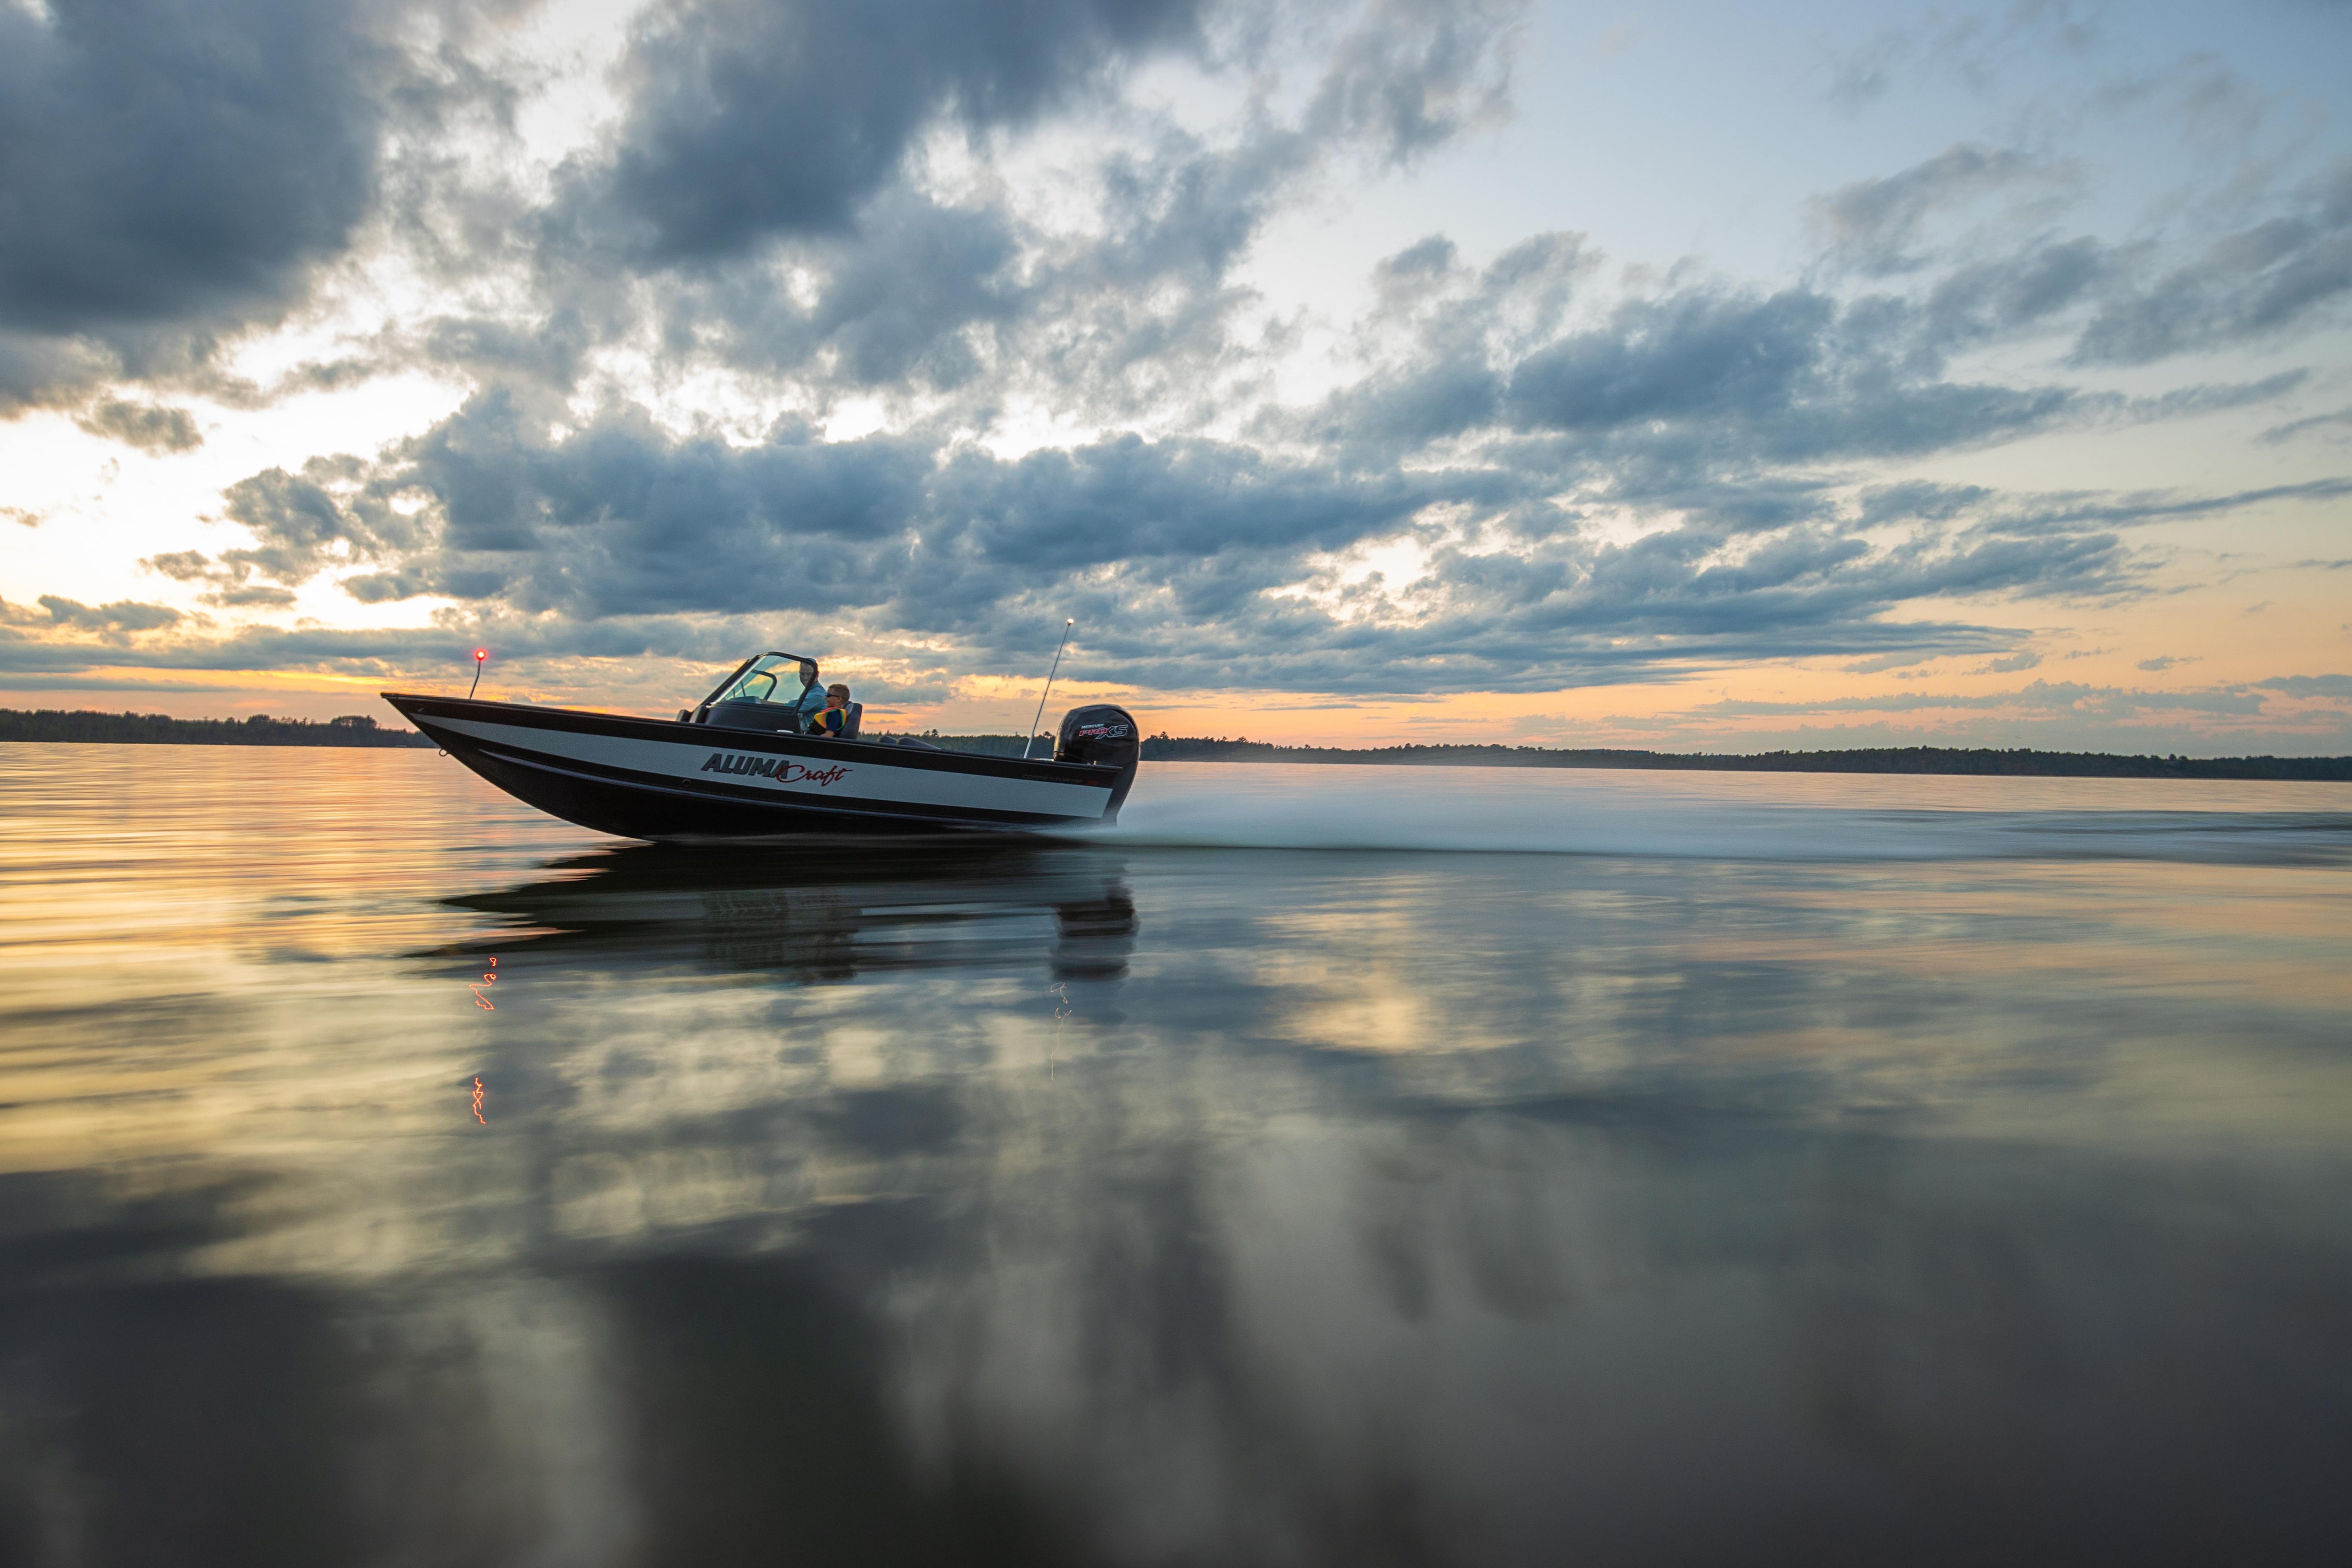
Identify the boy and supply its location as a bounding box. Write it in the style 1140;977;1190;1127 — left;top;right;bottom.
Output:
809;684;852;737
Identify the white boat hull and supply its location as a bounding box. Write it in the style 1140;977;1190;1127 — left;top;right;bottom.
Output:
383;694;1132;840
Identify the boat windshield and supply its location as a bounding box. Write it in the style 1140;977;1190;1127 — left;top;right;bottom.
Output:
710;653;816;707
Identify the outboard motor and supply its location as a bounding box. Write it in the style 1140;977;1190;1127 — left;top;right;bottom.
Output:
1055;705;1142;821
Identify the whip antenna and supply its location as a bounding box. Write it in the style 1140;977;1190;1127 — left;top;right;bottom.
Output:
1023;619;1075;759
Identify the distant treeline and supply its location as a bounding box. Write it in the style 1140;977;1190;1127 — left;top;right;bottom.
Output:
887;731;1041;758
1132;735;2352;781
12;711;2346;778
0;708;434;747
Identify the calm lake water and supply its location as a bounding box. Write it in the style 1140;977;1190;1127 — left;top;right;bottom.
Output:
2;745;2349;1566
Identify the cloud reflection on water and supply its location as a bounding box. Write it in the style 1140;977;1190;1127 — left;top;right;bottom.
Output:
0;749;2348;1564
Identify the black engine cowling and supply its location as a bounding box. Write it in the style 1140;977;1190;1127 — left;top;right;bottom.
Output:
1055;705;1142;821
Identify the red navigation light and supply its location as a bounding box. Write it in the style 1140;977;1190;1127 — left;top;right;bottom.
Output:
474;648;488;661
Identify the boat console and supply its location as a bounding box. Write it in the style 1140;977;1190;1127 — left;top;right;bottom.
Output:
685;652;861;738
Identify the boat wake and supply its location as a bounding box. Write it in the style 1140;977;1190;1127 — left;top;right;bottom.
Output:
1068;763;2352;865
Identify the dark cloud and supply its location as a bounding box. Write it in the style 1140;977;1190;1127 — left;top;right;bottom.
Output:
1843;650;1940;675
1801;143;2351;375
1973;476;2352;531
389;394;932;609
1696;679;2274;720
1509;290;1832;431
216;457;429;584
655;189;1033;396
586;119;1328;425
2071;159;2352;366
1856;481;1996;525
1304;231;1585;448
2257;673;2352;698
1;594;184;633
2126;369;2307;422
140;557;296;612
1918;236;2109;349
411;312;599;396
2262;405;2352;444
1309;235;2141;485
73;397;203;452
0;0;384;406
563;0;1513;273
1497;287;2077;466
204;584;302;609
570;0;1206;263
1816;143;2060;276
136;457;432;608
1840;476;2352;542
143;550;214;582
1296;0;1518;163
327;390;1465;637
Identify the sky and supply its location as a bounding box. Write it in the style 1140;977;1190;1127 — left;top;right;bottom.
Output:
1;0;2348;753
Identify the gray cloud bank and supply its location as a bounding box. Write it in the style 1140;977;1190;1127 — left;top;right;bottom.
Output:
0;0;385;409
106;379;2179;696
574;0;1210;262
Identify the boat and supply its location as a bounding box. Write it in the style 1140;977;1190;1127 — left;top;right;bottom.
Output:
381;651;1140;841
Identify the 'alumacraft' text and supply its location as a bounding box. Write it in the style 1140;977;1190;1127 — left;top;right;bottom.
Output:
700;753;851;787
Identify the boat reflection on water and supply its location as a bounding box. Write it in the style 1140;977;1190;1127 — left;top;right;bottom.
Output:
440;839;1139;988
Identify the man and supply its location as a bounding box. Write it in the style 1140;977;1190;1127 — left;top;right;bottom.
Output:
791;661;826;730
808;684;853;737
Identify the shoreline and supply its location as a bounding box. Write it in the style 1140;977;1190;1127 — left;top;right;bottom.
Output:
1128;738;2352;781
0;709;433;748
890;732;2352;780
8;710;2346;780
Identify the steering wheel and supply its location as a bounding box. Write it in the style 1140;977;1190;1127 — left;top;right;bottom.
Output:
740;671;778;702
